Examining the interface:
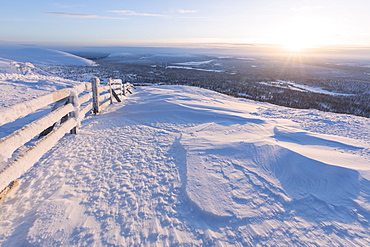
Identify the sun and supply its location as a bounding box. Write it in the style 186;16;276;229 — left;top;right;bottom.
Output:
283;42;307;52
272;16;337;53
278;29;321;53
280;36;316;53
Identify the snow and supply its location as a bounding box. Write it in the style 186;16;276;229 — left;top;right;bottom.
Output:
173;60;214;66
0;72;81;107
257;80;354;96
0;48;96;66
107;53;135;58
165;60;226;73
1;81;370;245
0;57;37;75
166;65;224;73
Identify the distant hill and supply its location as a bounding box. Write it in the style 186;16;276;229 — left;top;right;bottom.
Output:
0;48;96;66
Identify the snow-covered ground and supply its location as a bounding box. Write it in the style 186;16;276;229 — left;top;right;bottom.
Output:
257;80;354;96
173;60;214;66
0;48;95;66
0;72;81;107
0;49;94;107
166;65;224;73
1;78;370;245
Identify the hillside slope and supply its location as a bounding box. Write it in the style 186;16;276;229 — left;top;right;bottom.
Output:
0;48;95;66
0;85;369;246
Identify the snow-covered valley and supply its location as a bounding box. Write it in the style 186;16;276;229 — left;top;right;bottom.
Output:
0;50;370;246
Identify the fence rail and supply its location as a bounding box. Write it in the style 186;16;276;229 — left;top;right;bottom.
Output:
0;77;134;201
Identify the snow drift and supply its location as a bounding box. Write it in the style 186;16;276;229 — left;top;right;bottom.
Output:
0;57;35;75
0;85;369;246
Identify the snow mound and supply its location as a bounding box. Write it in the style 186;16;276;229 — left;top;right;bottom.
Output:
171;94;370;219
0;48;96;66
0;57;35;75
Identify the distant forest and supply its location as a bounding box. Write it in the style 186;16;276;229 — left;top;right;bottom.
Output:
42;57;370;118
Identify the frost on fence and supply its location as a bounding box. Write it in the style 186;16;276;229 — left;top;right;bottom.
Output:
0;88;70;126
0;83;86;192
123;82;135;96
68;87;81;129
0;77;131;195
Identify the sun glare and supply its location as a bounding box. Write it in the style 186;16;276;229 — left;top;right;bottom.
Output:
282;38;317;52
272;15;337;54
283;43;306;52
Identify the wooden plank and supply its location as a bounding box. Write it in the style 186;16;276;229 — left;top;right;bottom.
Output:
79;102;93;118
91;78;100;114
112;89;122;102
78;92;92;105
100;99;111;110
98;93;111;103
0;117;77;191
0;180;19;203
74;82;92;95
100;85;111;92
111;84;121;90
0;103;74;163
0;88;70;126
108;79;113;104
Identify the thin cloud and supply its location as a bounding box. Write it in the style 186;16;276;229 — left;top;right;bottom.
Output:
290;6;324;11
53;4;84;8
171;8;199;14
43;12;127;20
108;10;166;17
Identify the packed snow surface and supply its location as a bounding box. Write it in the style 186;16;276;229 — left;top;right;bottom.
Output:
0;48;95;66
0;85;370;246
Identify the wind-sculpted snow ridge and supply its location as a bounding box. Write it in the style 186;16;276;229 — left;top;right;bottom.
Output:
0;85;369;246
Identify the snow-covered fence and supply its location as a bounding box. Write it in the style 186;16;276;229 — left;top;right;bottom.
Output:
0;77;133;200
91;78;134;114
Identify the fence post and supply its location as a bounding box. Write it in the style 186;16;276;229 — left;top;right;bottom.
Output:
120;79;124;97
68;88;80;134
123;83;126;96
108;78;113;104
92;77;100;114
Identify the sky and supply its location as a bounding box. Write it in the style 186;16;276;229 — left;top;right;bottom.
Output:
1;0;370;55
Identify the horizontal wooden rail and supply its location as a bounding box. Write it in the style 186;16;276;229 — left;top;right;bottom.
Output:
98;93;111;104
75;82;92;94
0;88;70;126
0;82;92;127
78;92;93;105
0;103;74;162
0;77;134;198
80;102;93;118
0;117;77;190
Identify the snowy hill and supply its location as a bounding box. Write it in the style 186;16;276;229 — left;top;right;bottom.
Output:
0;84;369;246
0;48;95;66
0;70;82;107
0;51;92;107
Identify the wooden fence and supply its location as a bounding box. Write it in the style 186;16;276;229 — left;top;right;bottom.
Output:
0;78;134;201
